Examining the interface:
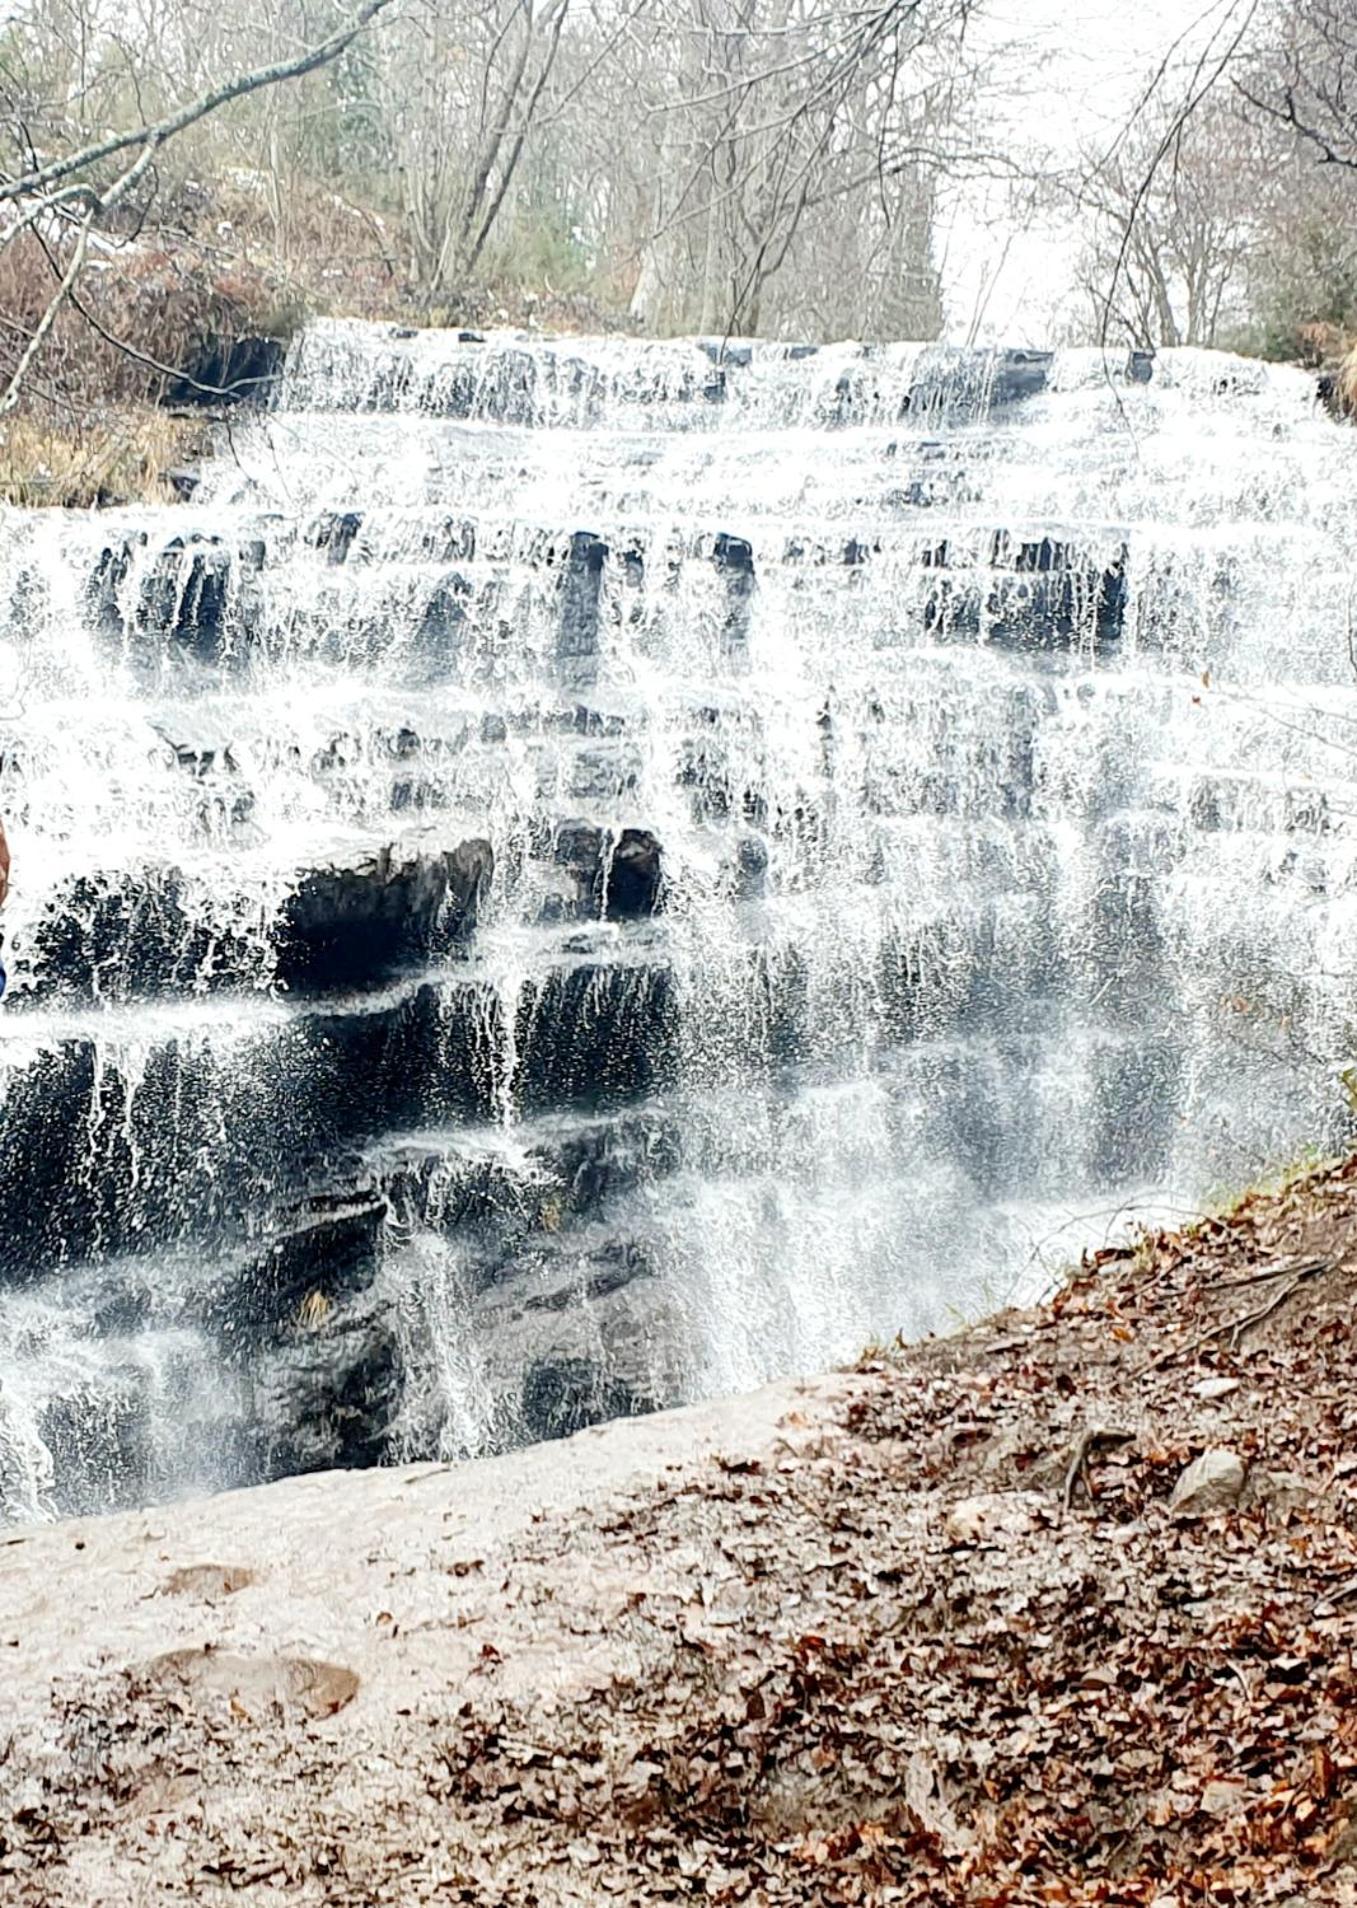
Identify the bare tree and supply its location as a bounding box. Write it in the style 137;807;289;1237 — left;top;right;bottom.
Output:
1243;0;1357;170
0;0;397;411
621;0;973;339
1074;93;1273;349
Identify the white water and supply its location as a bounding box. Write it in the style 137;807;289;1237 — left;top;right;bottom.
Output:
1;323;1354;1519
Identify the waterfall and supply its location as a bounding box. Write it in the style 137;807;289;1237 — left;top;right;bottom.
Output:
1;322;1354;1520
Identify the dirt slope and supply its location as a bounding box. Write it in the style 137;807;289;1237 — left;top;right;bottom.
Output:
2;1159;1357;1906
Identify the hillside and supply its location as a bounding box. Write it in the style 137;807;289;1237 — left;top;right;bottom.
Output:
2;1158;1355;1906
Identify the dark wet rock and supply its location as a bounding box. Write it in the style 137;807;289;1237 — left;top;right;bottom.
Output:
276;841;491;995
989;348;1053;406
734;833;769;899
923;532;1129;657
252;1288;402;1478
87;535;142;635
39;1368;155;1515
22;840;490;1008
520;1356;648;1443
548;823;661;921
606;829;663;919
697;340;753;369
164;467;200;500
153;720;237;777
1129;349;1155;385
558;530;608;683
517;961;676;1113
0;985;463;1282
22;866;262;1005
419;571;471;652
380;1106;683;1256
447;1230;679;1449
899;349;1053;417
712;532;756;652
135;535;238;663
195;1197;387;1339
166;333;286;407
1090;1039;1185;1188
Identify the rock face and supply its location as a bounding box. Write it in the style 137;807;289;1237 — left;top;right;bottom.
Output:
1169;1448;1247;1518
276;841;491;993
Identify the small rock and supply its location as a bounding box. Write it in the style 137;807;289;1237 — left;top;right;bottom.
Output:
1169;1448;1246;1518
1192;1376;1240;1402
1246;1470;1320;1513
944;1491;1046;1546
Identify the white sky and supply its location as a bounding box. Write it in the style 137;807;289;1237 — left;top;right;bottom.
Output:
937;0;1261;343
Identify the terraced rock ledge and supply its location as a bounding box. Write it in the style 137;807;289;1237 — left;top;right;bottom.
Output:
3;1156;1357;1907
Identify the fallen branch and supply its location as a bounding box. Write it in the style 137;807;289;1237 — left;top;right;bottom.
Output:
1210;1255;1331;1293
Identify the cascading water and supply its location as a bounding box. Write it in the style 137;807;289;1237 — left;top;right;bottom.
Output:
2;323;1355;1522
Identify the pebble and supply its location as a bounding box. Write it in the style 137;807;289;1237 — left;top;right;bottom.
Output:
1192;1377;1241;1402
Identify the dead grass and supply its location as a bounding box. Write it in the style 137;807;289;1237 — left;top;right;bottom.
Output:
0;409;204;508
0;221;305;425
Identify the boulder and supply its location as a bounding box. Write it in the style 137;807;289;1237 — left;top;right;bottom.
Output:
1192;1376;1241;1402
1169;1448;1246;1518
1244;1469;1321;1514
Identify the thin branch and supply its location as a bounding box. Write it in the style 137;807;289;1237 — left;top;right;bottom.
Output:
0;0;400;208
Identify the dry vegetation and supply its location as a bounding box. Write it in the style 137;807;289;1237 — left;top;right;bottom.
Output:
0;410;203;508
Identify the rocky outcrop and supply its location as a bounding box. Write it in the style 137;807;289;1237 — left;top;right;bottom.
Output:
17;840;492;1005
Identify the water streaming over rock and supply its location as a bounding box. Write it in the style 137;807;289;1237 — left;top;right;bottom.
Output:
2;323;1355;1520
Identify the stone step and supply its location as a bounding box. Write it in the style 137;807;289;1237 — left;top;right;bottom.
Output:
16;840;490;1004
0;957;677;1279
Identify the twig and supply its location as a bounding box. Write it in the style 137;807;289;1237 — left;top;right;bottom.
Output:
1225;1277;1300;1350
1210;1255;1331;1293
1062;1427;1136;1513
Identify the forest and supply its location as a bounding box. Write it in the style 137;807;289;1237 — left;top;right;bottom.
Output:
6;0;1357;504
